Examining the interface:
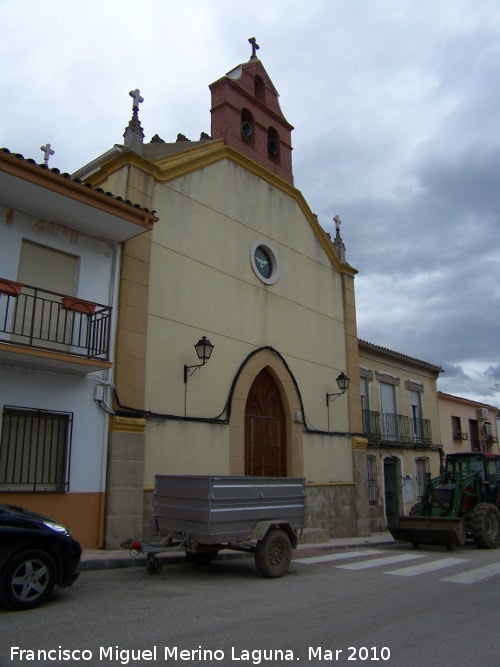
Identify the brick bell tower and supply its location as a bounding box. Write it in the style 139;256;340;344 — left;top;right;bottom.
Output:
209;37;294;185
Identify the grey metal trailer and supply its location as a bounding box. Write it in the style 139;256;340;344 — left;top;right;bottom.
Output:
122;475;306;578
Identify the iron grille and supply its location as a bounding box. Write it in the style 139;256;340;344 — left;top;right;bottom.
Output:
415;456;430;500
367;454;379;505
0;406;73;492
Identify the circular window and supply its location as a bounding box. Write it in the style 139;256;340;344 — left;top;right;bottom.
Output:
250;240;280;285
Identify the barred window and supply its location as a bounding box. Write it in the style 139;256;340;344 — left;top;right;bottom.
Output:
415;456;430;500
367;454;379;505
0;406;72;492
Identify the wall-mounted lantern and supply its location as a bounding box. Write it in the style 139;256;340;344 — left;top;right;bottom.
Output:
184;336;214;384
326;372;350;431
326;372;350;406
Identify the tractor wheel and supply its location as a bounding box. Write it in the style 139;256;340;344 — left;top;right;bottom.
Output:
470;503;500;549
409;503;423;517
255;529;292;578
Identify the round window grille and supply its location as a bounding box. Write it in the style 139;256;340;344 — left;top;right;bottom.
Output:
250;240;280;285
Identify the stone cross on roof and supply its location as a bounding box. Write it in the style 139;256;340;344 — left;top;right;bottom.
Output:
129;88;144;109
248;37;260;59
40;143;55;166
332;215;346;263
124;89;145;153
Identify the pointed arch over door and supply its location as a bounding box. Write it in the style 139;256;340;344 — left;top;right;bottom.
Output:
245;368;286;476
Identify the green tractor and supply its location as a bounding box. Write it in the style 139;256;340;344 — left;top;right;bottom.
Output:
389;453;500;550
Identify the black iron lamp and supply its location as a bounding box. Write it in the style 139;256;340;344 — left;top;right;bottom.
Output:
184;336;214;384
326;372;350;406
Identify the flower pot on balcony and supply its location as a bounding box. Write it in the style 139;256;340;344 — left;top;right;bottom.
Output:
0;278;23;297
61;297;97;315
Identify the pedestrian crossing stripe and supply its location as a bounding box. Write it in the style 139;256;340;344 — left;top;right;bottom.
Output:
441;562;500;584
293;549;500;585
335;553;424;570
293;550;382;565
385;557;470;577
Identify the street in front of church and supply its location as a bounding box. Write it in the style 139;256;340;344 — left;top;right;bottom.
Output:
1;542;497;666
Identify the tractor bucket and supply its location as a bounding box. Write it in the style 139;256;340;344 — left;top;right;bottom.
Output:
388;516;466;549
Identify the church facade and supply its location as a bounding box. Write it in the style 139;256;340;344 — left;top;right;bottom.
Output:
75;44;370;548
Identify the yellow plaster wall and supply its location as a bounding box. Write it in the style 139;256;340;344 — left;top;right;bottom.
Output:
142;159;351;482
359;347;442;444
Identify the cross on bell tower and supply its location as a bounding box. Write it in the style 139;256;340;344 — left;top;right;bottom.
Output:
248;37;260;59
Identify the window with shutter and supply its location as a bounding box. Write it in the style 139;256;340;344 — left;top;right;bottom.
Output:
14;241;77;350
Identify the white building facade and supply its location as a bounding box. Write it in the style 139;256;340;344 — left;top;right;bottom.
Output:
0;149;156;547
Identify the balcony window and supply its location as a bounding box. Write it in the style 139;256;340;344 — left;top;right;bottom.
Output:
0;406;72;492
452;415;466;440
0;241;111;361
0;283;110;359
415;456;430;500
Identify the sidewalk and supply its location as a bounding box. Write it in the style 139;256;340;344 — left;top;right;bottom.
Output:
80;532;398;572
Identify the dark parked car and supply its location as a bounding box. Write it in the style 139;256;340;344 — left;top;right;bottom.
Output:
0;503;81;611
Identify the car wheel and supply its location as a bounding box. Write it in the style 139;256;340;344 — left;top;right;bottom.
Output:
0;548;56;611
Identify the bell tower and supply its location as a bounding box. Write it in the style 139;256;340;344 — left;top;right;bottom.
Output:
209;38;294;185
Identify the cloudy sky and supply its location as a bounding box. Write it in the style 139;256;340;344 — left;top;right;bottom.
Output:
1;0;499;406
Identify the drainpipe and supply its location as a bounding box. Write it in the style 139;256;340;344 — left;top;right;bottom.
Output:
96;239;121;547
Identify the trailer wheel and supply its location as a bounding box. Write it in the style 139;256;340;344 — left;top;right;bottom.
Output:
184;550;219;566
470;503;500;549
146;555;162;575
255;529;292;578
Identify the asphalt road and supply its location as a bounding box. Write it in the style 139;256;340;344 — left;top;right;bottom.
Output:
1;543;498;667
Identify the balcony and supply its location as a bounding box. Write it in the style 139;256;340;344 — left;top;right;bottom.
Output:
0;281;112;375
481;435;499;453
362;410;432;446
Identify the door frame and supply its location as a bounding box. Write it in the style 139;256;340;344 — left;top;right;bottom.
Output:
229;348;303;477
383;455;402;525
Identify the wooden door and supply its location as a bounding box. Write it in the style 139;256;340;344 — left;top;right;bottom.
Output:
245;369;286;477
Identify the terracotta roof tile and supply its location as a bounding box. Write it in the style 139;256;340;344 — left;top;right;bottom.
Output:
0;147;157;217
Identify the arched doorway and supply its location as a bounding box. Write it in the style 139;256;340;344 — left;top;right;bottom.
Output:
245;368;286;476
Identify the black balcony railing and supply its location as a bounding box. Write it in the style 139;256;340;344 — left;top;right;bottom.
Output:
363;410;381;442
381;412;411;442
411;417;432;444
362;410;432;445
0;283;111;359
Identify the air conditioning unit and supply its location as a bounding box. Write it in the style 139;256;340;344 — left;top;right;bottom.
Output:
477;408;489;420
483;422;493;436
